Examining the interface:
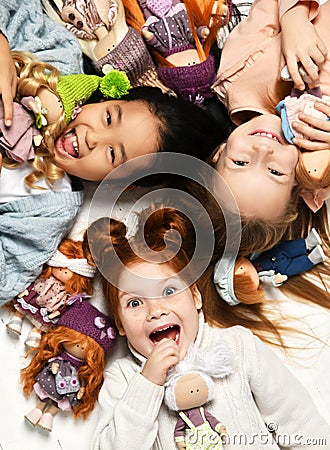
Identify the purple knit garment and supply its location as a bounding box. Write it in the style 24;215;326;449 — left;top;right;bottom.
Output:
157;53;216;104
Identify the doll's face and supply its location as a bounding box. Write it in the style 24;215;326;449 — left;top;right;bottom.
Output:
213;114;299;220
53;100;159;181
116;262;202;360
166;49;201;67
52;267;74;283
64;339;88;359
37;87;64;125
300;150;330;182
174;372;209;410
234;259;259;291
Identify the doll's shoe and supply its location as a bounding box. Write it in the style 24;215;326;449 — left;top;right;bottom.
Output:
6;317;23;336
308;245;326;264
24;408;43;426
24;330;42;349
305;228;322;250
36;412;54;432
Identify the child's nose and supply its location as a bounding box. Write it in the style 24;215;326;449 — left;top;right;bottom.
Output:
252;142;275;154
147;301;169;321
86;129;98;150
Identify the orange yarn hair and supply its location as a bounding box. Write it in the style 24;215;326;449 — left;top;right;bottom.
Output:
233;257;267;305
21;326;105;420
122;0;227;67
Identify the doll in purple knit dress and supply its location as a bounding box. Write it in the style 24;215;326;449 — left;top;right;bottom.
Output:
6;238;96;348
21;300;116;432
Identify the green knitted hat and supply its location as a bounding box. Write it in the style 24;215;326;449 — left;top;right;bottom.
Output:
57;70;131;124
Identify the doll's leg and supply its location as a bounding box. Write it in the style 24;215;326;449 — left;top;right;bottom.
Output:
24;398;48;426
36;404;59;432
282;255;315;277
24;327;43;349
6;311;24;336
276;239;307;258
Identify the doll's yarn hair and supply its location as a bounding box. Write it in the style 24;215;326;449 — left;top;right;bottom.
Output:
85;206;197;327
9;51;67;189
21;326;105;419
123;0;226;66
295;153;330;191
41;238;94;295
233;257;266;305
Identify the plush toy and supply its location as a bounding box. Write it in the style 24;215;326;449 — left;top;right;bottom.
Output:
43;0;171;92
21;300;116;432
276;66;330;212
6;238;96;349
164;343;234;449
123;0;228;105
214;228;327;305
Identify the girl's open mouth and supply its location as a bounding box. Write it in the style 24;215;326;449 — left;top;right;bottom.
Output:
149;324;180;345
56;129;79;158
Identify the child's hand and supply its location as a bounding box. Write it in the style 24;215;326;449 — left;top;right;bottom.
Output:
0;33;17;126
141;338;179;386
280;4;327;90
292;102;330;151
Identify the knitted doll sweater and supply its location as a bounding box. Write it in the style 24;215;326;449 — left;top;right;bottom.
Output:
0;0;83;75
91;315;330;450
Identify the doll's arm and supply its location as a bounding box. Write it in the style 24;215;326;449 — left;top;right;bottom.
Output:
51;362;60;374
91;362;164;450
0;32;17;126
248;331;330;445
280;2;327;90
258;270;287;287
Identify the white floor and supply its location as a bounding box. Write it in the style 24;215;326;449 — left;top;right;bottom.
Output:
1;186;329;450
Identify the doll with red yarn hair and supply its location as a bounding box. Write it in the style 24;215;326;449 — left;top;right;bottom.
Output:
6;238;96;349
21;300;116;432
122;0;230;104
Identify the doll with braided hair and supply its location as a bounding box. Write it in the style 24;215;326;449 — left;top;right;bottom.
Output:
21;300;116;432
6;238;96;349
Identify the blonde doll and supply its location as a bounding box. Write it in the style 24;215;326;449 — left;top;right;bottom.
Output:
6;238;96;348
84;206;330;450
21;300;116;432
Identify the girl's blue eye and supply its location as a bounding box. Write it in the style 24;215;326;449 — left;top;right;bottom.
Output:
109;146;115;163
233;160;247;166
128;298;142;308
269;168;283;176
163;286;176;296
107;111;112;126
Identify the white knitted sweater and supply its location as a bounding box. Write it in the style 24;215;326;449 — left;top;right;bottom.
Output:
91;316;330;449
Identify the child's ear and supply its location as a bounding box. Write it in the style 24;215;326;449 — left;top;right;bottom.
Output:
192;284;202;310
115;319;126;337
211;143;225;165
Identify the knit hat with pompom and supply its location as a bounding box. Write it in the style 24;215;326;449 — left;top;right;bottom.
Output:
57;69;131;123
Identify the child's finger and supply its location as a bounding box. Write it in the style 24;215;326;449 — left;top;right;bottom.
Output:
293;136;329;151
1;89;14;126
295;112;330;133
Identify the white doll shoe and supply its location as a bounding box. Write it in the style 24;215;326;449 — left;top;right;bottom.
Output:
36;412;54;432
6;316;23;335
24;330;42;349
308;245;326;264
24;408;43;426
305;227;322;250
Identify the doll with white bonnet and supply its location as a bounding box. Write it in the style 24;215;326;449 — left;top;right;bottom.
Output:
164;343;233;449
21;300;116;432
6;238;96;348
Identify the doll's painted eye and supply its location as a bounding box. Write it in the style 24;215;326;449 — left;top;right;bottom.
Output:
128;298;142;308
163;286;176;296
77;21;84;29
68;13;75;21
